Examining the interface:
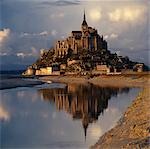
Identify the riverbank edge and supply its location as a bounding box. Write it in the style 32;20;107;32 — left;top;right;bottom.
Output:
91;87;150;149
39;74;150;148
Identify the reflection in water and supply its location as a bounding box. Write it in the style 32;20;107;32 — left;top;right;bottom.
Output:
38;83;129;140
0;105;10;121
1;83;139;148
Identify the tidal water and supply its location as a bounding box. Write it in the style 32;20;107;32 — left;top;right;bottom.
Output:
0;82;140;148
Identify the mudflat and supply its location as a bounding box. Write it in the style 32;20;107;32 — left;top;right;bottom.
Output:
39;73;150;88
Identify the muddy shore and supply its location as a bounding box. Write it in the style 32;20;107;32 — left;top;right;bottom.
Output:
39;73;150;148
39;73;149;88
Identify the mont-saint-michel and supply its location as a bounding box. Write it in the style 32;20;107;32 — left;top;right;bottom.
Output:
23;11;147;76
1;1;149;149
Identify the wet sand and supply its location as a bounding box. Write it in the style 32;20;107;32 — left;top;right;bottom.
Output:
39;73;149;88
39;73;150;148
0;78;44;90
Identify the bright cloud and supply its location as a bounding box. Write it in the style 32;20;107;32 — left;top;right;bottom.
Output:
89;9;101;21
20;30;57;37
16;52;26;58
108;6;146;22
16;47;39;58
104;35;108;39
39;31;49;36
110;33;118;39
104;33;118;40
0;28;10;48
108;9;121;22
0;105;10;121
20;31;50;37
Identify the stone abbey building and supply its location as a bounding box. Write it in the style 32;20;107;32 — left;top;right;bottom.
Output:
55;11;107;57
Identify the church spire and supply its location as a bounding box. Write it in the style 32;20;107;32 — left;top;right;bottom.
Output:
82;9;88;26
84;9;86;21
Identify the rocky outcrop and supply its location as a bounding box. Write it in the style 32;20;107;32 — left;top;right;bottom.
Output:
91;88;150;149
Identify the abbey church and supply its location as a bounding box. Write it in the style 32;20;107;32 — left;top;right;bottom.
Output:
54;11;108;57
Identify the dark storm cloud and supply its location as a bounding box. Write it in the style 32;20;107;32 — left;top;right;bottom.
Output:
41;0;80;6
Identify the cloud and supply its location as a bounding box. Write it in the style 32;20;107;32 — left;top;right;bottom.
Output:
20;33;30;37
0;105;10;121
20;31;50;37
0;28;10;48
108;9;121;22
108;6;146;22
16;52;26;58
20;30;58;38
110;33;118;39
41;0;80;6
16;47;39;58
16;52;33;58
39;31;49;36
50;12;65;19
0;52;7;56
51;30;57;36
89;9;101;22
31;46;39;56
104;35;108;39
104;33;118;40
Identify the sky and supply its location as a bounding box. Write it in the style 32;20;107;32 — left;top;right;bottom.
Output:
0;0;149;70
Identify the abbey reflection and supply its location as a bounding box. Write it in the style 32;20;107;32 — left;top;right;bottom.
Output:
38;84;129;140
